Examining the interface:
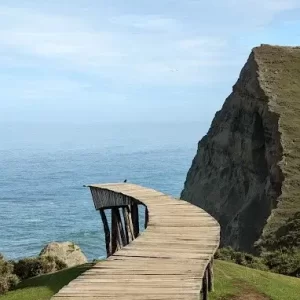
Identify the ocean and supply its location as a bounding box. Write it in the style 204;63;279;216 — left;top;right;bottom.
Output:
0;122;206;261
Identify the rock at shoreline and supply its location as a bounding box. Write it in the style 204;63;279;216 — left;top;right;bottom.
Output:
39;242;88;267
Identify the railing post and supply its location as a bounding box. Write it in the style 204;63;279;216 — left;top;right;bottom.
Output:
131;203;139;238
115;208;127;247
99;209;111;257
201;268;208;300
122;206;133;244
111;207;119;254
208;259;214;292
144;206;149;229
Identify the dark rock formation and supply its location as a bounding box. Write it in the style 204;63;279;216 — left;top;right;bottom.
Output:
181;45;300;253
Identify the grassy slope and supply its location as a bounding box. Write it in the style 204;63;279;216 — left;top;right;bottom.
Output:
1;260;299;300
255;45;300;243
0;263;93;300
212;260;300;300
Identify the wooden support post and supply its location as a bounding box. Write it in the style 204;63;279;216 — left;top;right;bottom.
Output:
115;208;127;247
99;209;111;257
111;208;119;254
201;268;208;300
131;203;139;238
122;206;133;244
144;206;149;229
208;259;214;292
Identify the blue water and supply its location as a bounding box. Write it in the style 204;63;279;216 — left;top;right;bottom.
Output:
0;122;206;261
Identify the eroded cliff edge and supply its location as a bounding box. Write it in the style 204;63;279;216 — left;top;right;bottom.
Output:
181;45;300;252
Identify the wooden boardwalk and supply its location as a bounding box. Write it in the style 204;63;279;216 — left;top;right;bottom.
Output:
52;183;220;300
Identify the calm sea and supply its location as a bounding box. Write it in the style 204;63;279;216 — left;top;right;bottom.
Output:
0;122;206;261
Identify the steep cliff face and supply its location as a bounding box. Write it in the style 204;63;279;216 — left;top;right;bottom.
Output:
181;45;300;252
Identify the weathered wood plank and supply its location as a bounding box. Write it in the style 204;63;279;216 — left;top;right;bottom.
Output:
123;205;135;242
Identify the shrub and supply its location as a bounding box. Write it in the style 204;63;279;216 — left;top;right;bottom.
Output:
215;246;300;276
54;257;68;270
0;276;9;294
13;256;67;280
215;247;268;271
14;257;42;280
0;257;14;276
256;212;300;252
262;248;300;276
0;253;67;295
0;254;20;295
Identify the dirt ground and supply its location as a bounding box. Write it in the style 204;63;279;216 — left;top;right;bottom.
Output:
222;281;270;300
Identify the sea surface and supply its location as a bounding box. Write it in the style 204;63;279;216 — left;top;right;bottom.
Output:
0;122;206;261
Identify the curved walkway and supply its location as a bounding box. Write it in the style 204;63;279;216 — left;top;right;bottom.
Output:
52;183;220;300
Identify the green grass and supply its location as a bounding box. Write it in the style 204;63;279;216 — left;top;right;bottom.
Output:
0;263;93;300
211;260;300;300
1;260;300;300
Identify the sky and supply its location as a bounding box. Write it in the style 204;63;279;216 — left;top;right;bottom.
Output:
0;0;300;123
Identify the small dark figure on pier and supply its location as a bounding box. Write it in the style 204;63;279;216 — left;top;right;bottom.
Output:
124;179;127;183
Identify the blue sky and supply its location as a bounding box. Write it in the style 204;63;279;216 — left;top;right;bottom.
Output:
1;0;300;123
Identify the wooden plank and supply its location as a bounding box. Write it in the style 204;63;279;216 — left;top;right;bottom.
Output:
122;206;134;243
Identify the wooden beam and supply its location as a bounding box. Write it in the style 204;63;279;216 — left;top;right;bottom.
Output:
115;208;127;247
111;208;119;254
99;209;111;257
208;259;214;292
201;268;208;300
144;206;149;229
122;206;133;244
131;203;139;238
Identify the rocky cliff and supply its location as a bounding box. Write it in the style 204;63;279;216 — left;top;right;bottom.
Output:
181;45;300;253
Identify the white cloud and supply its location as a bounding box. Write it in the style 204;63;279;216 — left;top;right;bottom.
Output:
0;6;232;86
109;14;180;32
225;0;300;26
1;77;91;102
0;1;299;90
0;1;299;122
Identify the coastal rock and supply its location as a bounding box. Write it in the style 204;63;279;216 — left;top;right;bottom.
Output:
39;242;87;267
181;45;300;252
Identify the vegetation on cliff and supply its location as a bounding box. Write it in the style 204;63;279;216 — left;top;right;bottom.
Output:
216;247;300;278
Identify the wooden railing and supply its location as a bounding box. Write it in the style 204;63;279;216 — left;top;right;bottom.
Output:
52;183;220;300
